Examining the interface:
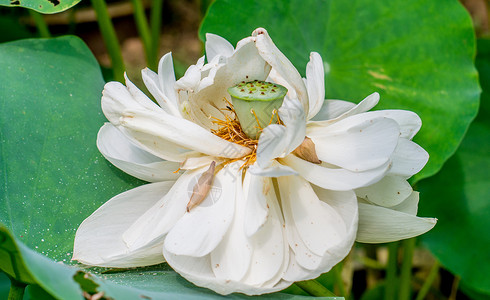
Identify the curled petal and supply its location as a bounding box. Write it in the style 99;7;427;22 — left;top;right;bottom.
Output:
120;108;251;159
97;123;180;182
252;28;309;112
205;33;235;61
306;52;325;120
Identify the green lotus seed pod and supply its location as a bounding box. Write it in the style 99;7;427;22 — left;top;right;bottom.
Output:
228;80;287;140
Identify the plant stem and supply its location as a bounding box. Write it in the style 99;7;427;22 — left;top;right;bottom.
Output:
90;0;125;82
399;238;416;300
149;0;164;70
448;276;460;300
29;10;50;38
385;242;398;300
8;279;26;300
415;259;440;300
333;263;347;296
130;0;153;68
295;280;337;297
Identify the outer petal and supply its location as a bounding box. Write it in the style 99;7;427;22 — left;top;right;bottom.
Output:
205;33;235;61
97;123;181;182
163;251;291;295
241;191;288;287
305;52;325;120
210;170;251;281
308;114;400;172
309;93;379;124
252;28;309;112
119;108;251;159
101;81;199;162
72;181;175;267
310;99;356;122
355;175;413;207
280;154;390;191
279;98;307;153
243;172;269;237
164;162;240;257
356;203;437;243
389;138;429;178
278;176;347;256
391;191;419;215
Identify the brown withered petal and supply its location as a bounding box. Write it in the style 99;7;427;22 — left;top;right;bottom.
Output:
292;137;321;164
186;161;217;212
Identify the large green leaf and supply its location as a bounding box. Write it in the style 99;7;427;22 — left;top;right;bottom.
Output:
418;39;490;296
0;36;141;263
0;36;336;299
0;0;80;14
200;0;480;182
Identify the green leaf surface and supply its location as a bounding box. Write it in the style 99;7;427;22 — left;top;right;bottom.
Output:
0;36;336;299
418;39;490;296
200;0;480;182
0;0;80;14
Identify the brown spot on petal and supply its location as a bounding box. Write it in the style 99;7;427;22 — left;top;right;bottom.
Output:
292;137;321;164
186;161;216;212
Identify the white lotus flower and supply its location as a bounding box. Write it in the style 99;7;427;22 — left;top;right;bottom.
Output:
73;28;436;295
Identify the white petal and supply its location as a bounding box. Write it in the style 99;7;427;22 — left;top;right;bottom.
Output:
305;52;325;120
241;192;288;287
175;64;202;92
391;191;419;215
97;123;181;182
73;181;174;267
281;187;323;270
102;81;145;125
310;99;356;121
248;160;298;177
163;250;291;295
309;93;379;124
283;252;314;282
279;98;307;153
124;73;161;111
205;33;235;61
256;124;288;168
120;108;251;159
157;53;180;110
308;115;400;171
141;67;181;117
188;40;271;130
359;110;422;139
243;172;269;237
101;81;199;162
164;162;240;257
210;170;251;282
355;175;413;207
356;203;437;243
122;168;205;249
280;154;389;191
389;138;429;177
278;176;346;256
252;28;309;112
